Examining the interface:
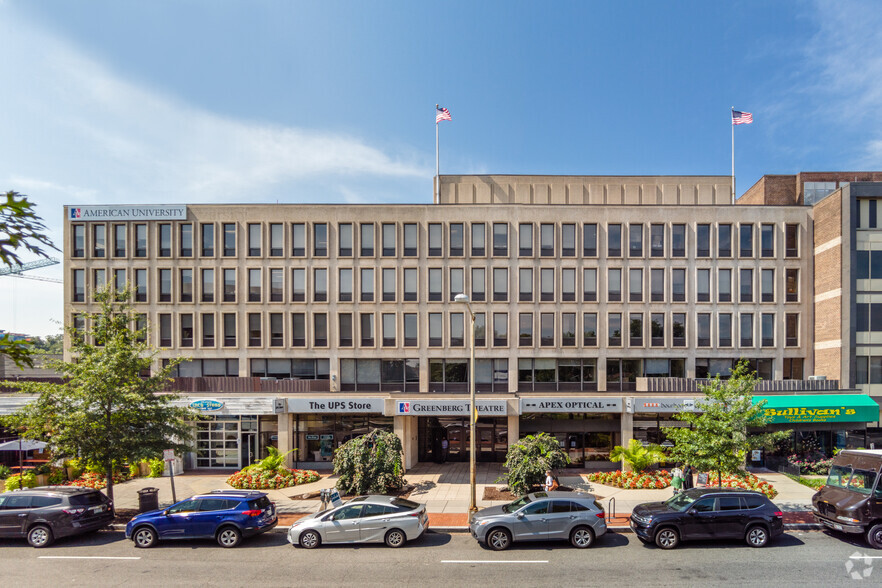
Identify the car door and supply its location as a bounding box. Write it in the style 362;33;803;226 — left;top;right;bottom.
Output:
680;497;716;540
154;499;201;538
323;504;364;543
358;504;391;542
189;498;235;537
714;496;749;538
512;500;549;541
545;500;578;539
0;494;32;537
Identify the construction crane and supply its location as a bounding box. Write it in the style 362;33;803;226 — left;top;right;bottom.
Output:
0;258;63;283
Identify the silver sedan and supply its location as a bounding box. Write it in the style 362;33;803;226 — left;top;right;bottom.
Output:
287;495;428;548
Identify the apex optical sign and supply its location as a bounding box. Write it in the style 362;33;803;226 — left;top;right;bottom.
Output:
519;397;622;413
394;400;508;416
67;205;187;221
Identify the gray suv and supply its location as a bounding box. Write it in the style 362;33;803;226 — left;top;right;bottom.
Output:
470;491;606;550
0;487;114;547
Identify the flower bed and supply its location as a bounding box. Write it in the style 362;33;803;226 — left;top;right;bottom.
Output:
787;455;832;476
587;470;671;489
64;471;131;490
227;468;320;490
703;473;778;498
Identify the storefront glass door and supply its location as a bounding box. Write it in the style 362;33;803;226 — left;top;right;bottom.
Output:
418;417;508;463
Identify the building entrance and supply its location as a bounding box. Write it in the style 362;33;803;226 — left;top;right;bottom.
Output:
194;415;258;469
418;417;508;463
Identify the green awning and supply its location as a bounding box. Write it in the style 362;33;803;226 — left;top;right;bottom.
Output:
753;395;880;424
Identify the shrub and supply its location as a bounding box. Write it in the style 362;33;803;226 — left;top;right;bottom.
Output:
334;429;405;495
227;468;320;490
499;432;570;496
0;465;11;480
48;468;65;485
147;458;164;478
588;470;672;489
609;439;667;472
33;463;52;476
128;463;140;478
704;472;778;498
5;471;38;491
243;446;296;474
64;471;130;490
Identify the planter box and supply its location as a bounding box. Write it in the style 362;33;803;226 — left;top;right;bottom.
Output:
139;462;150;477
0;480;5;493
35;474;49;486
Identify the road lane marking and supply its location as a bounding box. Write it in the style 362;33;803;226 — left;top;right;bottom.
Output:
850;555;882;559
38;556;141;560
441;560;548;564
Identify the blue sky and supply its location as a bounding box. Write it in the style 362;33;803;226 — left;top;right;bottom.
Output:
2;0;881;336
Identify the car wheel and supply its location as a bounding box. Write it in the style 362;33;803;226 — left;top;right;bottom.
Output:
487;528;512;551
27;525;53;548
570;526;595;548
385;528;406;548
133;526;157;548
299;530;321;549
866;524;882;550
216;526;242;548
746;525;769;548
655;527;680;550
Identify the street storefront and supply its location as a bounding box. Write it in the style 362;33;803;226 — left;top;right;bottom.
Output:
632;397;698;446
519;397;621;466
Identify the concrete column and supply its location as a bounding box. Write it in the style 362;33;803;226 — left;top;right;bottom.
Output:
507;413;519;449
278;412;294;468
395;416;418;470
620;402;634;472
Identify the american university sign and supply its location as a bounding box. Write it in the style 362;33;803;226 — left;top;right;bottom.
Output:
68;205;187;221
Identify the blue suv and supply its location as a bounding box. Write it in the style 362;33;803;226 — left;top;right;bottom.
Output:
125;490;277;548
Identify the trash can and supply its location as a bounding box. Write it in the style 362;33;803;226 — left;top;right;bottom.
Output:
137;487;159;512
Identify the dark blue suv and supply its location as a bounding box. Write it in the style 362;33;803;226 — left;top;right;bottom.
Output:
125;490;277;548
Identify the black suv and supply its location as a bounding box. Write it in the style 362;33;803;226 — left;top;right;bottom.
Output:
0;486;114;547
630;488;784;549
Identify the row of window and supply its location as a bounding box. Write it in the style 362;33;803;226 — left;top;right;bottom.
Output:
70;220;802;260
70;266;801;305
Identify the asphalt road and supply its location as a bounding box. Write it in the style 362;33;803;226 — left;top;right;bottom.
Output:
0;529;878;587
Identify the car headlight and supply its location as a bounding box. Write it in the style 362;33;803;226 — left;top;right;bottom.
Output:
475;519;491;526
837;515;860;524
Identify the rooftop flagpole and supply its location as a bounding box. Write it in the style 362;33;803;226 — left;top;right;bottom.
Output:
731;106;735;205
435;104;440;203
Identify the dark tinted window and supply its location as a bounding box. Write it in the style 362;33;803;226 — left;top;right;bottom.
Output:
69;492;107;506
362;504;389;517
718;496;742;511
391;498;420;511
3;495;33;509
691;498;715;512
743;495;767;509
550;501;572;513
199;498;234;512
249;496;271;510
522;501;549;515
31;496;63;508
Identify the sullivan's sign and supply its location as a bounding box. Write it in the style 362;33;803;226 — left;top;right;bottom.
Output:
754;395;880;424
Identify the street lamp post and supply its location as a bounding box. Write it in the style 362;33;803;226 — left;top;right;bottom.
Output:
455;293;478;518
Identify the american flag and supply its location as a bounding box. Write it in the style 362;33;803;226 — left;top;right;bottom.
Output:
732;110;753;125
436;106;452;123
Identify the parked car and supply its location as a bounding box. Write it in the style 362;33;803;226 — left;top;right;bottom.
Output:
812;449;882;549
630;488;784;549
0;486;114;547
125;489;277;548
287;495;428;548
469;491;606;551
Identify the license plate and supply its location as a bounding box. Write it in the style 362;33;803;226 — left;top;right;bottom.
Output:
91;505;105;513
833;523;843;530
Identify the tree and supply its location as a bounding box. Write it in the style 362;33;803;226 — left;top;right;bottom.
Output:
662;360;790;486
28;334;65;354
333;429;404;495
610;439;667;472
499;432;570;495
1;286;198;501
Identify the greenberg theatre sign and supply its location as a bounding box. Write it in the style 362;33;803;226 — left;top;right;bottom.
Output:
287;398;384;414
67;205;187;221
394;400;508;416
520;398;622;413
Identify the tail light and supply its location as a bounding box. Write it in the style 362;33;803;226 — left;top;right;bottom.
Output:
595;512;606;518
241;509;262;517
63;508;86;515
774;511;783;518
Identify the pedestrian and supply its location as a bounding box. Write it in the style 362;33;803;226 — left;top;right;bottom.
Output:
543;469;559;492
671;466;683;494
681;463;694;490
441;437;449;463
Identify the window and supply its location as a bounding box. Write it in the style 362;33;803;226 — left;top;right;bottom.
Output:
134;224;147;257
291;313;306;347
404;268;417;301
650;224;664;257
740;224;754;257
270;269;283;302
469;267;485;302
428;223;442;256
629;313;643;346
248;314;262;346
159;314;172;347
786;313;798;346
761;224;774;257
718;313;732;347
94;269;106;296
629;223;643;257
672;313;686;347
608;268;622;302
159;269;171;302
540;268;554;301
269;223;283;256
337;268;351;302
248;268;261;302
449;223;464;256
718;269;731;302
292;223;307;256
202;314;215;347
608;224;622;256
314;223;328;256
269;313;284;347
223;223;236;256
629;268;643;302
474;313;486;346
180;269;193;302
471;223;485;256
450;268;464;301
786;269;799;302
382;268;396;302
608;313;622;346
360;313;374;346
113;224;126;257
697;269;710;302
314;313;328;347
650;269;664;302
583;268;597;302
651;313;664;347
223;313;236;347
428;268;442;301
359;268;374;302
583;313;597;346
114;268;126;296
403;223;418;257
180;314;193;347
493;223;508;256
493;313;508;346
93;224;106;257
761;313;774;347
562;268;576;301
671;224;686;257
740;268;753;302
450;312;464;346
561;224;576;256
583;223;597;256
804;181;838;205
73;269;85;302
671;268;685;302
740;313;754;347
73;224;85;257
403;313;417;346
382;223;397;256
382;313;396;347
785;224;799;257
718;223;732;257
562;313;576;346
312;268;327;302
338;313;353;347
201;223;214;257
519;313;533;346
519;223;533;256
696;224;710;257
157;224;170;257
429;313;443;347
540;313;554;346
540;223;555;256
761;269;774;302
697;313;711;347
134;269;147;302
493;268;508;302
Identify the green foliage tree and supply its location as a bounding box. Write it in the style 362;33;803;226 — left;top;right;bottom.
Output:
610;439;667;472
662;360;791;486
500;432;570;495
28;333;64;354
333;429;404;495
1;286;198;501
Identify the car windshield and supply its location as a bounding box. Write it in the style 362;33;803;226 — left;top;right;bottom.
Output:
664;493;697;512
503;495;532;513
848;469;878;496
825;465;852;489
